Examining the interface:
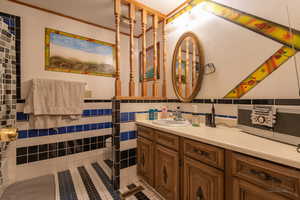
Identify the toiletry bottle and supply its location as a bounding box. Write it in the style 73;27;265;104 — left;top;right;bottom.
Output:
161;106;168;119
192;105;200;127
211;99;216;127
154;109;158;120
148;109;154;120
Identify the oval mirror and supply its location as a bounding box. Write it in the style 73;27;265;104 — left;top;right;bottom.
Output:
172;32;204;102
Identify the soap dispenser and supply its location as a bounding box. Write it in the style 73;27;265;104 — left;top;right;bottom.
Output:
205;99;216;127
192;105;200;127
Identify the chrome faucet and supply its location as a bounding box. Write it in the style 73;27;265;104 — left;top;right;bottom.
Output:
174;106;184;121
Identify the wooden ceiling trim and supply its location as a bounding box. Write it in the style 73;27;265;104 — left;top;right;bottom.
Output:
166;0;191;17
8;0;139;38
121;0;166;19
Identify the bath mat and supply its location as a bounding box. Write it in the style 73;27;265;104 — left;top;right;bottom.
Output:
0;174;55;200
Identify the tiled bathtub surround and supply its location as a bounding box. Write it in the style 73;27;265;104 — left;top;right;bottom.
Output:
16;134;110;165
9;102;113;184
16;103;112;138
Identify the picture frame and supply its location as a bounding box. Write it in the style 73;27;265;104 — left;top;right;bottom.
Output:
45;28;116;77
139;42;160;82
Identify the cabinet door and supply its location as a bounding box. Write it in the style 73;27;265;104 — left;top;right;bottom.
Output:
137;137;154;186
155;144;179;200
184;157;224;200
233;178;290;200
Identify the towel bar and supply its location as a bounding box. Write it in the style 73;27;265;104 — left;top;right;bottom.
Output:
0;128;18;142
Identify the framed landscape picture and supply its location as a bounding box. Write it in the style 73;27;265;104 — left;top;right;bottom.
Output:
45;28;116;77
139;42;160;81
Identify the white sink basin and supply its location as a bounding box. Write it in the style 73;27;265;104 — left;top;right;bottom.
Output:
152;119;190;127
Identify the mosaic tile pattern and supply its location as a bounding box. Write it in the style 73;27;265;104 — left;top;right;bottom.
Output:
0;12;19;192
0;12;20;100
16;134;111;165
0;17;17;128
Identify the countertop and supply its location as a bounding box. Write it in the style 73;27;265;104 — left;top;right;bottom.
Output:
136;120;300;169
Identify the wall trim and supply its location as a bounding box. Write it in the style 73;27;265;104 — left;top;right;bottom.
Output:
7;0;138;38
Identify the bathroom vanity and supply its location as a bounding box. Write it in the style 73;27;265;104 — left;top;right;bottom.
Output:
136;121;300;200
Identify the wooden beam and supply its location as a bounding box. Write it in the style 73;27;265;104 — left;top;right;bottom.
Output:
192;39;196;88
129;3;136;96
115;96;167;100
166;0;191;17
136;19;164;38
141;9;148;97
185;38;190;97
121;0;166;19
152;14;159;97
162;19;167;98
114;0;122;96
8;0;136;38
178;46;182;96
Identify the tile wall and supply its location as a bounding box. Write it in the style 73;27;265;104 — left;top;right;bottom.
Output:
110;97;300;189
12;101;113;183
12;97;300;189
0;12;20;196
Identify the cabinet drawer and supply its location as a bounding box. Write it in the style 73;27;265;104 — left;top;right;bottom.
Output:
155;130;179;151
184;138;224;170
137;126;153;140
231;152;300;200
233;178;290;200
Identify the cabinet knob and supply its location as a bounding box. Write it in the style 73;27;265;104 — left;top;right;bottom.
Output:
193;148;209;157
249;169;282;184
196;187;205;200
163;166;168;184
141;153;145;166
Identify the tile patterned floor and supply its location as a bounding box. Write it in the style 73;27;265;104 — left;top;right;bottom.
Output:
55;162;164;200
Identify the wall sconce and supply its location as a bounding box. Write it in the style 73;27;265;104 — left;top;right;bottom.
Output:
204;63;216;75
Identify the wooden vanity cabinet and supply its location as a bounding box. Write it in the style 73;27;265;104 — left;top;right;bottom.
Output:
137;125;300;200
137;136;154;186
232;178;290;200
229;152;300;200
184;157;224;200
155;144;179;200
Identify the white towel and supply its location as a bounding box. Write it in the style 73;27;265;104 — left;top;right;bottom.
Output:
24;79;85;129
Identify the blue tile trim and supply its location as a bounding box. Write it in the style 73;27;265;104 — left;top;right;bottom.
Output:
169;110;237;119
18;122;113;139
16;112;29;121
120;112;136;123
120;131;137;142
16;109;113;121
215;114;238;119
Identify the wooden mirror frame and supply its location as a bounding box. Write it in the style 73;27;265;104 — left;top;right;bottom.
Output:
172;32;205;102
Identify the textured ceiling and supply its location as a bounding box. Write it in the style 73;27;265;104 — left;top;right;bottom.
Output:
14;0;187;36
